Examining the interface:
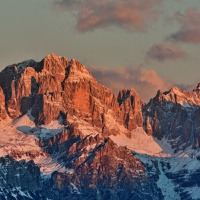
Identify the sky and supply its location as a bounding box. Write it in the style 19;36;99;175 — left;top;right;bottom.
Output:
1;0;200;101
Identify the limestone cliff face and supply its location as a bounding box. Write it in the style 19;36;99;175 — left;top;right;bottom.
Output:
118;89;144;131
0;60;37;118
143;85;200;151
0;55;68;121
0;87;7;119
0;54;143;137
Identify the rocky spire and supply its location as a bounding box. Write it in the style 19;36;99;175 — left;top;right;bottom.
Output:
0;87;7;119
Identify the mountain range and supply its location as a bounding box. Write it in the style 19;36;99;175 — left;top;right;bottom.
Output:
0;54;200;200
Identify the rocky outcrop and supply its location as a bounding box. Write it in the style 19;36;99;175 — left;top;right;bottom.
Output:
0;87;7;119
61;58;117;128
37;126;145;189
118;89;144;130
0;60;37;118
38;125;82;154
49;137;145;196
0;155;41;191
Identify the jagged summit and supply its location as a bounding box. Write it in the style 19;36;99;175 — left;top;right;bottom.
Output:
2;54;94;81
39;54;94;80
143;83;200;152
1;54;200;199
45;53;64;59
0;54;144;140
6;59;36;71
193;83;200;92
67;58;96;83
149;85;200;107
118;89;142;104
163;85;187;97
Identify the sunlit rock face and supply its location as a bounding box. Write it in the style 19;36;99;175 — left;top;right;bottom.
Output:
0;87;7;119
118;89;144;131
0;54;144;136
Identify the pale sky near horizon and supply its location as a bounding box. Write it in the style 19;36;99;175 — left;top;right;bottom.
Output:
1;0;200;101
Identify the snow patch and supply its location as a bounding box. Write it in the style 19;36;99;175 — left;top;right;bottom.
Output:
157;160;180;200
185;186;200;200
110;127;173;157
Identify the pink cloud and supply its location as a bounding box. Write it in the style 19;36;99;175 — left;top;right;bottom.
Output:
89;66;173;102
53;0;162;32
147;42;187;62
168;8;200;43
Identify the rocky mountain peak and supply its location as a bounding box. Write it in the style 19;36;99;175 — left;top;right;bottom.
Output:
0;54;144;138
36;54;68;81
196;83;200;89
6;59;37;74
164;86;184;96
42;54;68;72
118;89;141;105
66;58;96;83
152;89;164;104
0;54;151;199
143;83;200;150
149;86;200;107
193;83;200;93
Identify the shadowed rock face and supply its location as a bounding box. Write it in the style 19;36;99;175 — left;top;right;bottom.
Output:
50;138;145;191
143;85;200;152
0;155;41;191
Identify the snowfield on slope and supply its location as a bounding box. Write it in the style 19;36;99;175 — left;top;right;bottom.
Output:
0;114;69;175
157;160;180;200
110;127;200;173
109;127;173;157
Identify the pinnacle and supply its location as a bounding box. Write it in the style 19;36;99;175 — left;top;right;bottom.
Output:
196;83;200;90
44;53;64;60
170;86;181;92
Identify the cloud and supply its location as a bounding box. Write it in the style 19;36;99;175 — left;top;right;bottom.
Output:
53;0;162;32
146;42;187;62
89;66;173;102
168;8;200;43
